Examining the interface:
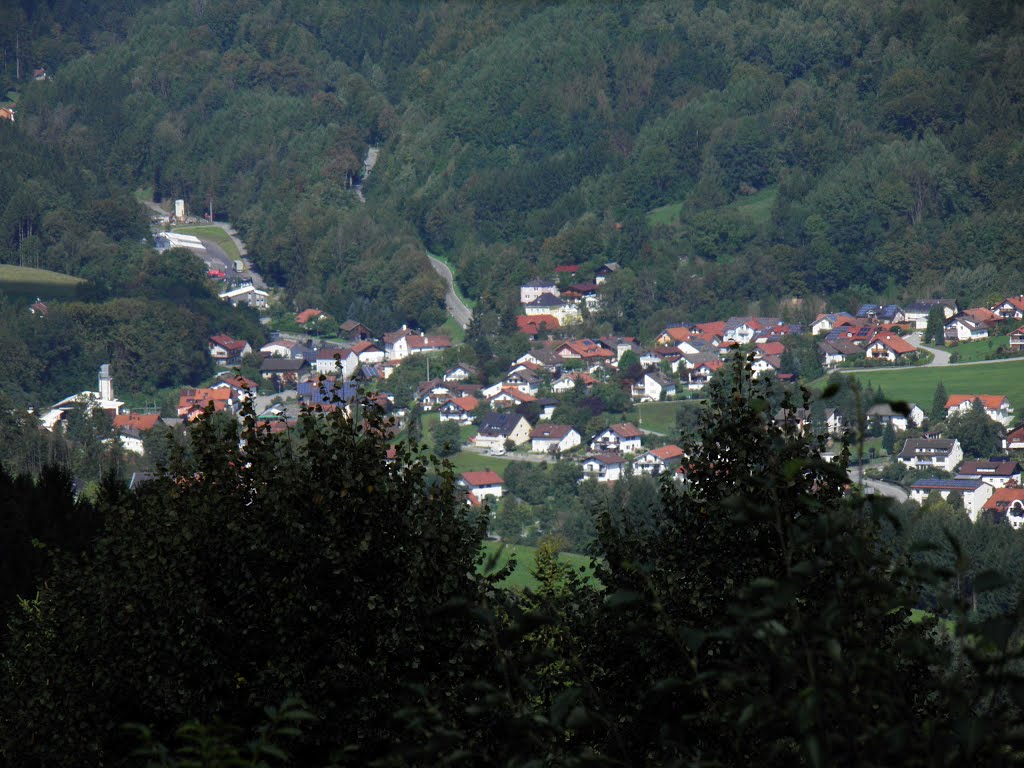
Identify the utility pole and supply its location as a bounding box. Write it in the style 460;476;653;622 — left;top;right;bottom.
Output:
15;29;20;81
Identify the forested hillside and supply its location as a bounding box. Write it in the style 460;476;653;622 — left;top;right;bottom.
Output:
4;0;1024;336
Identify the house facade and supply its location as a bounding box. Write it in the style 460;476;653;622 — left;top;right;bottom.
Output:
910;478;994;521
945;395;1015;426
897;438;963;473
530;424;582;454
590;423;643;454
581;453;625;483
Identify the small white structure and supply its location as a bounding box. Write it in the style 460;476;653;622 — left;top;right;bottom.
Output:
590;423;643;455
866;403;925;432
42;364;125;431
219;284;269;309
633;445;685;476
155;231;205;251
313;348;358;379
461;471;504;504
897;438;963;473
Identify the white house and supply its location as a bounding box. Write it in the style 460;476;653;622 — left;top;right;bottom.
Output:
581;453;626;483
956;461;1022;489
473;413;532;451
313;348;358;378
897;438;963;473
530;424;582;454
438;396;480;425
945;394;1015;426
590;423;643;454
910;478;994;522
461;471;505;504
261;339;313;360
866;403;925;432
219;284;269;309
352;341;385;364
633;444;685;476
631;371;676;402
944;317;990;343
520;279;559;305
984;487;1024;528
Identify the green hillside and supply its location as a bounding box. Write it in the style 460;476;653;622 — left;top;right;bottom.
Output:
0;265;85;300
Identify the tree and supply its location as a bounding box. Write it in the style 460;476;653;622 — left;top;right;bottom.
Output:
926;306;946;347
406;401;423;446
431;419;462;457
931;380;949;422
946;398;1004;458
493;495;532;541
0;401;508;766
881;419;896;454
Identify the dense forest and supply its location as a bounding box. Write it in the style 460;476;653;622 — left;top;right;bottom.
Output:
5;0;1024;341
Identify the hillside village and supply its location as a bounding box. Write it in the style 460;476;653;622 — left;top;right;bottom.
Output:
30;250;1024;529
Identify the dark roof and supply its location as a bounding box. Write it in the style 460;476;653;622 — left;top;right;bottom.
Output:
478;413;526;437
899;438;958;458
297;379;359;405
260;357;309;373
911;478;985;491
526;293;564;308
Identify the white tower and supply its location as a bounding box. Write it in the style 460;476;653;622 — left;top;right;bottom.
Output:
98;364;114;402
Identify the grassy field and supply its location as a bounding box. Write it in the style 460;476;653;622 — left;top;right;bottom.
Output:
948;336;1010;362
728;186;777;226
646;201;683;226
172;225;241;260
627;399;703;437
438;315;467;344
0;264;86;301
822;360;1024;411
480;541;598;589
646;187;776;228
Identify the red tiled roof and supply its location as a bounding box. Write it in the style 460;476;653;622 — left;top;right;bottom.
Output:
462;470;504;487
494;387;536;403
963;307;1000;324
517;315;561;334
696;321;726;337
983;487;1024;513
867;332;915;354
406;334;452;350
555;265;581;273
447;396;479;412
220;375;258;391
295;308;324;324
757;341;786;356
945;394;1010;410
210;334;249;352
648;444;684;460
113;413;161;432
609;423;642;438
352;341;381;354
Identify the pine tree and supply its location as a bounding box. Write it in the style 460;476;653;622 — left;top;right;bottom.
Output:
931;381;948;422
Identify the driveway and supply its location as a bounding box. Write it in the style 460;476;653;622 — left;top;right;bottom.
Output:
846;466;908;502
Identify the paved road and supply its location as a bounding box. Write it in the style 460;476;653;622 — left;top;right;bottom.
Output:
461;445;550;463
906;333;951;366
847;466;909;502
427;252;473;329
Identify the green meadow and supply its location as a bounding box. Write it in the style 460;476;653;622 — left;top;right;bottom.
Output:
0;265;86;301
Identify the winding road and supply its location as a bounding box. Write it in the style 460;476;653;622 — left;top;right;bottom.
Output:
427;252;473;329
846;466;909;502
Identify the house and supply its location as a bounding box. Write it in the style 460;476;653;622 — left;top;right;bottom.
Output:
811;313;858;335
28;300;47;316
590;423;643;455
473;413;532;451
261;339;313;360
0;107;14;123
824;408;847;436
775;407;812;433
438;396;480;425
516;315;561;336
631;371;676;402
983;487;1024;528
339;320;373;341
687;360;723;390
535;398;559;421
581;453;626;483
313;348;358;378
516;348;563;372
554;264;581;277
177;387;233;420
563;282;601;311
211;374;258;402
554;339;615;365
501;369;540;396
520;279;559;305
524;293;580;324
856;304;905;324
826;325;876;346
218;284;269;309
818;339;864;369
383;328;452;360
944;316;990;343
656;325;698;346
351;340;385;364
551;371;596;394
112;412;162;455
751;355;782;379
991;295;1024;321
444;364;479;382
1009;326;1024;352
295;308;323;325
866;403;925;432
910;478;994;521
296;378;359;408
594;262;620;284
897;438;963;472
208;334;252;365
460;471;505;504
1007;426;1024;451
633;445;685;476
530;424;582;454
259;357;310;389
41;365;125;431
723;316;784;344
904;300;957;329
417;380;456;410
955;461;1023;489
33;67;48;80
945;395;1015;426
864;332;916;362
489;387;537;409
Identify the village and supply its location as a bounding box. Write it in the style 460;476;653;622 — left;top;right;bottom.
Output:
31;242;1024;527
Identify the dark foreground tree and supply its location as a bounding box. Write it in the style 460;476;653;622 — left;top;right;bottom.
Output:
0;403;507;766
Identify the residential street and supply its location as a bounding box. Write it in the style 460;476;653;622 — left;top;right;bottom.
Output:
846;466;909;502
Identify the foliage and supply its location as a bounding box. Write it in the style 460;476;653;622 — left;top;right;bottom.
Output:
946;398;1005;458
430;419;462;457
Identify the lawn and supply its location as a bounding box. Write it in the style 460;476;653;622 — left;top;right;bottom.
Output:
819;360;1024;412
438;315;467;344
646;201;683;227
626;399;703;437
948;336;1010;362
0;264;86;300
172;225;240;260
727;186;777;226
480;541;598;589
